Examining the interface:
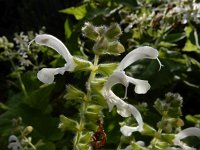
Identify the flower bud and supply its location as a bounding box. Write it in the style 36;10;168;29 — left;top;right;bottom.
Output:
23;126;33;135
73;57;93;71
91;78;106;93
141;123;156;136
160;133;175;143
76;143;90;149
82;22;99;41
85;112;99;122
79;132;92;144
97;63;118;76
87;105;103;113
107;41;125;55
64;85;86;101
59;115;78;132
93;37;109;55
105;23;122;40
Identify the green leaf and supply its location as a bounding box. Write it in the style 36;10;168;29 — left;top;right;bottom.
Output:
60;5;87;20
186;114;200;124
25;84;54;111
183;39;198;52
164;32;186;43
37;141;55;150
183;26;200;54
158;42;177;48
0;102;8;110
64;18;72;39
0;103;63;141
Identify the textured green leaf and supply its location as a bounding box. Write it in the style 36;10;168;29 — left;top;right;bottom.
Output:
60;5;87;20
64;18;72;39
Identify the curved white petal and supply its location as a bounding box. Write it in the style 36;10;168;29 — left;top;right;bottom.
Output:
105;71;128;91
37;67;66;84
120;104;144;136
117;46;159;71
120;125;140;136
126;76;150;94
128;104;143;131
173;127;200;149
123;145;132;150
103;89;143;135
103;89;131;117
34;34;75;70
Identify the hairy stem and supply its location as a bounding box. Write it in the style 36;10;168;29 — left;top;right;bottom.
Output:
10;60;28;98
74;55;99;149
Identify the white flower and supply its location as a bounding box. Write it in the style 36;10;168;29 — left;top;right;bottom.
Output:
30;34;76;84
103;46;162;136
173;127;200;150
8;135;23;150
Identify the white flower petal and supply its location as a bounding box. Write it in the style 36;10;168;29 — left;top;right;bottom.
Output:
34;34;75;71
103;90;131;117
117;46;159;71
123;145;132;150
120;104;144;136
116;99;131;117
120;125;140;136
173;127;200;149
37;67;66;84
128;104;143;132
105;71;128;91
126;76;150;94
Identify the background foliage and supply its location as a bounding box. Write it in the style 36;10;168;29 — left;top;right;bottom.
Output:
0;0;200;149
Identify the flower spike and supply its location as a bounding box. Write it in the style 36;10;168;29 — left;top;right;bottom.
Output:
102;46;161;136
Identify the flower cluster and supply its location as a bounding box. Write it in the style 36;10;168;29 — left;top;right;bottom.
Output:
31;33;162;137
31;24;200;148
102;46;162;136
167;0;200;24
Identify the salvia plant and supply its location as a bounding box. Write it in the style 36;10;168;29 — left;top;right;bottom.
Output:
1;0;200;149
16;23;198;149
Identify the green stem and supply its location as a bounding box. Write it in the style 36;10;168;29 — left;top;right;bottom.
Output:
10;60;28;98
74;55;99;149
150;112;167;149
189;22;200;49
87;54;99;96
20;131;36;150
24;136;36;150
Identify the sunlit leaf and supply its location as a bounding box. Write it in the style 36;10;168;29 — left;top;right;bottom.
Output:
60;5;87;20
